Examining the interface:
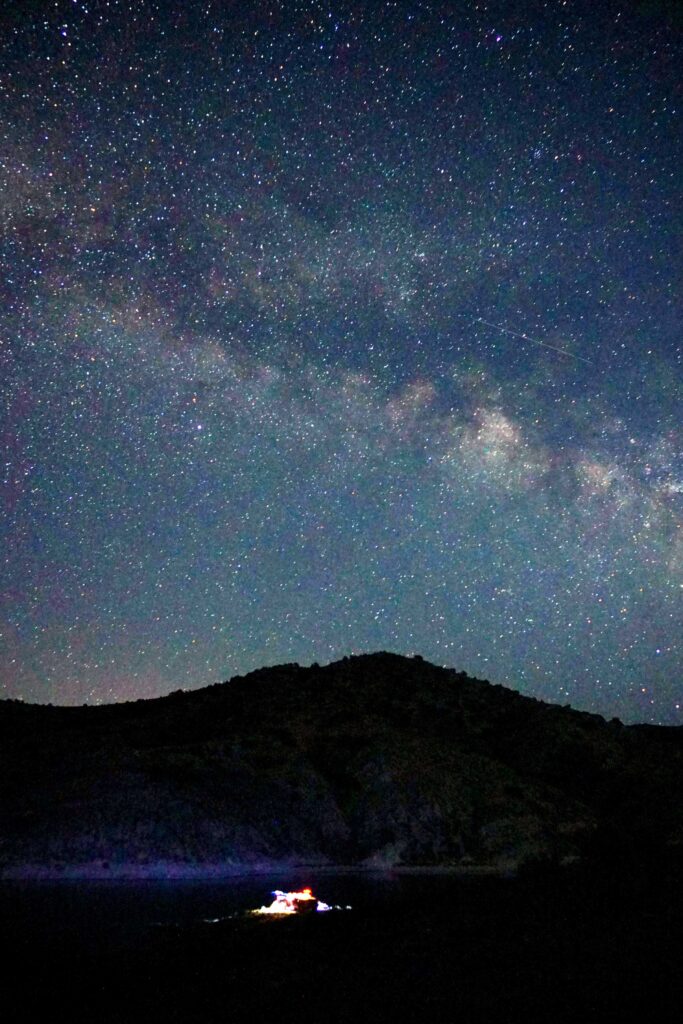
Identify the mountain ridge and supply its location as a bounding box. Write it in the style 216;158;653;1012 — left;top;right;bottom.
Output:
1;652;680;876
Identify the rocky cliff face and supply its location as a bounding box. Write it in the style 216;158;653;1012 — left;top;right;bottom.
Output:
1;653;681;874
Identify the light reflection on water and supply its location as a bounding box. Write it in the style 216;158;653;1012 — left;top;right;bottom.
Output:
0;870;466;951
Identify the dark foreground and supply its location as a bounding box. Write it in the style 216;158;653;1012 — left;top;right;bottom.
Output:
3;866;678;1023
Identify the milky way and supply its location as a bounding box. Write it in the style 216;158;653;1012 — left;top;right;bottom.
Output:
1;1;680;721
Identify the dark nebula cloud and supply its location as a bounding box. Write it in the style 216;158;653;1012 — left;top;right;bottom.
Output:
1;1;680;721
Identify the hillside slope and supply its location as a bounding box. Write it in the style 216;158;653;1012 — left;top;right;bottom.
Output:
1;653;681;875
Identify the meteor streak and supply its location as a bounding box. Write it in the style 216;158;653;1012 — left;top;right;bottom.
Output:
468;317;591;364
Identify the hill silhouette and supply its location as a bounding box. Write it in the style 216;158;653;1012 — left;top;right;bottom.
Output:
1;652;681;876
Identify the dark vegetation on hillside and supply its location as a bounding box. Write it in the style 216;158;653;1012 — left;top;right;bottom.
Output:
1;653;681;873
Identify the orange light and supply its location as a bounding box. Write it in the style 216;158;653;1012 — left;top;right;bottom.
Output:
253;888;322;915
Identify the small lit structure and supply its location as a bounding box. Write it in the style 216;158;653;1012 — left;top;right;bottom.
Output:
252;887;333;916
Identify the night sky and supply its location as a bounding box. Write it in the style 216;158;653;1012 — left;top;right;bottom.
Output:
1;1;680;722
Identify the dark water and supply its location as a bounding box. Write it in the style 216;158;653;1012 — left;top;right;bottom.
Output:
0;870;416;949
1;870;676;1023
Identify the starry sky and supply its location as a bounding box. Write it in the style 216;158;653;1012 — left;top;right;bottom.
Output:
1;1;681;721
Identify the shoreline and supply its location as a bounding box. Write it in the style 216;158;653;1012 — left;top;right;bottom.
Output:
0;860;512;882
